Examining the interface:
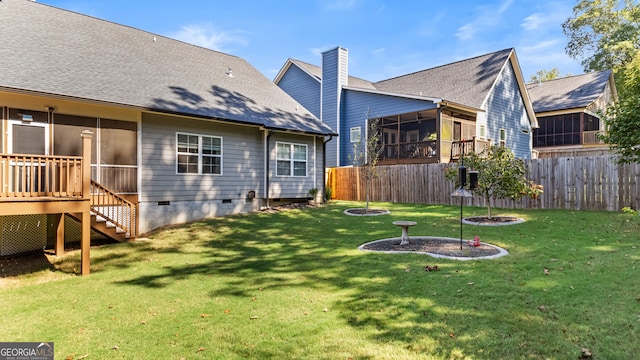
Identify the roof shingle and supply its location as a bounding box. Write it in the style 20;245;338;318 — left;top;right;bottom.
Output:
525;70;613;113
0;0;335;135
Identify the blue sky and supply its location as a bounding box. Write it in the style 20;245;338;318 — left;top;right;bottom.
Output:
38;0;585;82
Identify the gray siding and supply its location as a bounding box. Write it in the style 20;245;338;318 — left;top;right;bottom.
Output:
482;62;533;158
139;112;264;232
341;90;438;166
321;47;348;167
268;132;322;199
277;65;321;119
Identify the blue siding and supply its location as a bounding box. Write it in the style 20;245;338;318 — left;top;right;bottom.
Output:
340;90;438;166
277;65;321;118
483;62;533;159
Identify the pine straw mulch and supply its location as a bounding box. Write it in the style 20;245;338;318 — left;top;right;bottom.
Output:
360;237;502;258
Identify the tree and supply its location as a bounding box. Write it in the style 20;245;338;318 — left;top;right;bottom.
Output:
350;115;383;212
599;56;640;163
445;145;542;218
562;0;640;86
563;0;640;163
529;68;562;83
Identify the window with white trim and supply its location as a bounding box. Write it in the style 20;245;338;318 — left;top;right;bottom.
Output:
499;128;507;146
176;132;222;175
479;125;486;139
350;126;361;143
276;142;307;177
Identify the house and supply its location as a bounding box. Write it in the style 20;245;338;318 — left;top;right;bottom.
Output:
0;0;336;269
527;70;617;158
274;46;538;167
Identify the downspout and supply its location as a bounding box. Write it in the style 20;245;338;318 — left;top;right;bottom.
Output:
323;135;333;203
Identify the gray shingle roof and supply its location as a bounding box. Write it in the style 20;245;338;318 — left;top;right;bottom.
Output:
288;49;515;109
0;0;336;136
372;48;514;108
525;70;613;113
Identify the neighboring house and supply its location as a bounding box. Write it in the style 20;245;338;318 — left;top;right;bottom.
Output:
0;0;335;261
527;70;617;158
275;46;538;167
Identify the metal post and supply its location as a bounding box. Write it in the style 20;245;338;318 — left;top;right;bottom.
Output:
460;195;463;249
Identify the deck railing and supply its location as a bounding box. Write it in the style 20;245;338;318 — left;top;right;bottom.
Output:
583;130;606;145
0;154;84;198
450;137;492;161
90;180;136;238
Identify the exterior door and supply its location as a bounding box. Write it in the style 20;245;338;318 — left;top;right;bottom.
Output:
383;128;397;159
7;120;49;192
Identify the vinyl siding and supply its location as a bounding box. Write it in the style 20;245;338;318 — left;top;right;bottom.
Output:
340;90;438;166
277;65;321;119
138;112;264;232
321;47;348;167
482;62;532;158
268;132;321;198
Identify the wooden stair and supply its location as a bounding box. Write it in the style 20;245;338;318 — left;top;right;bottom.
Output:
91;212;130;242
69;180;136;242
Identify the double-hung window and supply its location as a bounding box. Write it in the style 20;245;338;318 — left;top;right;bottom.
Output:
176;132;222;175
276;142;307;177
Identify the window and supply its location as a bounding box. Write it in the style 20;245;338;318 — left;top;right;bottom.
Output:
176;132;222;174
276;142;307;177
499;128;507;146
350;127;361;143
479;125;486;139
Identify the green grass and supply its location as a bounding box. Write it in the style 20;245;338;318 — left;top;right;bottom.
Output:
1;201;639;359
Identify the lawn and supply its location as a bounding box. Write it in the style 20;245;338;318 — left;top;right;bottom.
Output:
1;201;639;359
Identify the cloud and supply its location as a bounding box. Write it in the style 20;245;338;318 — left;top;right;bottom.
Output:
456;0;514;40
518;39;583;77
522;13;545;31
521;39;562;53
168;23;248;52
522;3;574;33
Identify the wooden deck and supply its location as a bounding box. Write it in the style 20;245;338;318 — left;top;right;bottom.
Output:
0;131;96;275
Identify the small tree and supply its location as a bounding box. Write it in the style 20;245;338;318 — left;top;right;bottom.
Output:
350;115;383;212
446;145;543;218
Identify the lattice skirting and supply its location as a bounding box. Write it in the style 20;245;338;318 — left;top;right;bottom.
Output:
0;215;106;256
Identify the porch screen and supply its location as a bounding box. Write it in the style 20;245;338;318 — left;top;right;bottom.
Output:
12;124;46;155
53;114;98;162
100;119;137;166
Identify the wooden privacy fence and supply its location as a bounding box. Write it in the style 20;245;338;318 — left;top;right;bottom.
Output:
326;155;640;212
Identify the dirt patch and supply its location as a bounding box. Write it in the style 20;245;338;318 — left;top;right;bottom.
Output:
360;237;504;258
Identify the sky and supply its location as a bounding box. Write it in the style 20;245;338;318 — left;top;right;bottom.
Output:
37;0;586;83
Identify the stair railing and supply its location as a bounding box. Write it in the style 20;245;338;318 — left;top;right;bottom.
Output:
90;180;136;239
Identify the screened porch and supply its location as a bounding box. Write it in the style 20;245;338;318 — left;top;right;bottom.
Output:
373;108;486;164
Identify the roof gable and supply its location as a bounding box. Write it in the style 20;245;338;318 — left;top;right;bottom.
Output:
274;59;376;90
373;49;514;109
526;70;614;113
0;0;335;135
